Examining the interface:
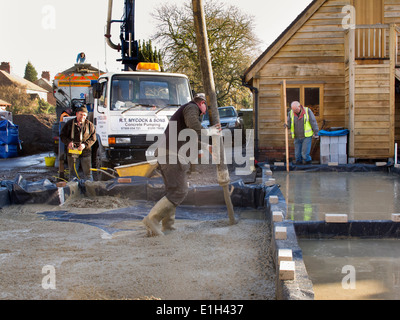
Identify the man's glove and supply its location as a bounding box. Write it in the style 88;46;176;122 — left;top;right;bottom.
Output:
313;134;319;139
283;123;289;129
205;124;222;136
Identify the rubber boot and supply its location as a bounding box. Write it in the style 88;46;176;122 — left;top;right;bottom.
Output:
142;196;175;237
161;206;177;233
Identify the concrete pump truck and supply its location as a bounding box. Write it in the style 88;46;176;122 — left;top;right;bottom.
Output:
91;0;193;179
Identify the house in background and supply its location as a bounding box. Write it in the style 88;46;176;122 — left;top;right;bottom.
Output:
244;0;400;162
35;71;56;105
0;62;49;102
0;99;11;110
0;99;13;121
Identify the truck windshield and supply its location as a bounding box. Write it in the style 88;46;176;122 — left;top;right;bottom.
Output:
110;74;191;111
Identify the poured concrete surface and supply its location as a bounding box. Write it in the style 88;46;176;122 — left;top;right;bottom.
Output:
0;198;275;300
300;239;400;300
273;170;400;300
274;171;400;221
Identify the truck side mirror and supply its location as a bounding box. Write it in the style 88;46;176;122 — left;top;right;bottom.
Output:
92;83;102;99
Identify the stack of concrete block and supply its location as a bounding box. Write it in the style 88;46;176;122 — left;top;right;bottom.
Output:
320;135;347;164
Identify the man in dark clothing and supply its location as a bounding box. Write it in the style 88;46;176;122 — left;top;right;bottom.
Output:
60;106;96;180
143;93;221;237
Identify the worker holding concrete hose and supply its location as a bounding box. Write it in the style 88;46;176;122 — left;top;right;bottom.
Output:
285;101;319;165
60;106;96;181
143;93;221;237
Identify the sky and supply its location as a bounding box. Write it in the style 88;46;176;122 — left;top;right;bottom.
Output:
0;0;313;79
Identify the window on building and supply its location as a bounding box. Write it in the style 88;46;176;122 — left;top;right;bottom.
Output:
284;84;323;120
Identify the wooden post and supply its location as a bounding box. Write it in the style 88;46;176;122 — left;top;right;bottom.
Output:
283;80;289;172
192;0;235;225
389;24;396;157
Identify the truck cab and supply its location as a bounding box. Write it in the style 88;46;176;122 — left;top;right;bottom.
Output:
92;63;193;169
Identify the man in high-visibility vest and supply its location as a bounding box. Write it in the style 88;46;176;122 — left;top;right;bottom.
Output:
286;101;319;165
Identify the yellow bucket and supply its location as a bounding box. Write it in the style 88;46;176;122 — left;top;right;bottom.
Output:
115;160;158;177
45;156;56;167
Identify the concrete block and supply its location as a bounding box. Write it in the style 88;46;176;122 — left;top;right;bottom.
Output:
263;164;270;169
338;154;347;164
325;213;348;223
272;211;284;222
320;144;330;156
321;136;330;145
278;249;293;263
330;136;339;143
264;178;276;187
275;226;287;240
392;214;400;222
330;154;339;163
279;261;295;280
274;162;285;166
338;143;347;155
269;195;279;204
376;162;387;167
320;155;329;164
264;169;273;176
328;161;338;166
330;143;339;155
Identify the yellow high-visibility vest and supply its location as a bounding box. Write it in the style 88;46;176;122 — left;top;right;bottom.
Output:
290;107;313;139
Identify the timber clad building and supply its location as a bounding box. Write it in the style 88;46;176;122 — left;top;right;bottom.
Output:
244;0;400;162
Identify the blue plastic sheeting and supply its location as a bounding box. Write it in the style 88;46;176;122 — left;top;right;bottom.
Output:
295;220;400;239
318;129;349;136
38;204;260;234
8;175;61;205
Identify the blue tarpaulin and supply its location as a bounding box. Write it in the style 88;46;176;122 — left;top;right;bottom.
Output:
318;129;349;137
0;119;20;158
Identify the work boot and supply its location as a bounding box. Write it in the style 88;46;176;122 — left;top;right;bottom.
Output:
161;206;177;233
142;196;175;237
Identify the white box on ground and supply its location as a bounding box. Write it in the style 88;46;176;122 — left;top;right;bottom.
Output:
269;195;279;204
275;226;287;240
278;249;293;263
279;261;295;280
265;178;276;187
272;211;284;222
325;213;348;223
392;214;400;222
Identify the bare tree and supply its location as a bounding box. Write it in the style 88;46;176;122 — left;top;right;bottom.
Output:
151;0;260;108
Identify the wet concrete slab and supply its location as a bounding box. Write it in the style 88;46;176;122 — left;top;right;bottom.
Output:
272;169;400;299
299;239;400;300
274;171;400;221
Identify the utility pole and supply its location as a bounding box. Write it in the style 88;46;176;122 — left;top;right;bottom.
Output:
192;0;235;225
